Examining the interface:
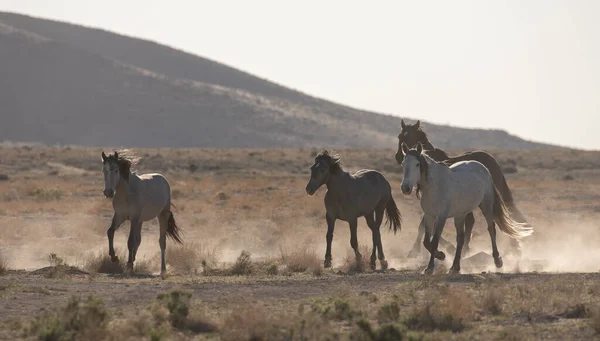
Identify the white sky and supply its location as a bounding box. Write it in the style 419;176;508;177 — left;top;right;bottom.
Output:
2;0;599;149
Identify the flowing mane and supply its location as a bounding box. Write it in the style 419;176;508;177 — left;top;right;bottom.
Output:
315;149;343;174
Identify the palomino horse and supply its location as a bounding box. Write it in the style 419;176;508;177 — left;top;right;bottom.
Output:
400;143;532;274
305;150;402;271
101;150;182;275
395;119;531;258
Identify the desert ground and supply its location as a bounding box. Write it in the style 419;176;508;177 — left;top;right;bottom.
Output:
1;145;600;340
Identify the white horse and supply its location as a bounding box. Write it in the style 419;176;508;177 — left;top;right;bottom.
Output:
101;150;183;275
399;143;532;274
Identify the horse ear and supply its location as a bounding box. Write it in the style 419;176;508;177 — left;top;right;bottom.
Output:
416;142;423;154
101;151;107;162
415;120;420;129
401;142;409;155
401;119;406;129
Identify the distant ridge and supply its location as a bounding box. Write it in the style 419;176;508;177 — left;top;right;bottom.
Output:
0;11;557;149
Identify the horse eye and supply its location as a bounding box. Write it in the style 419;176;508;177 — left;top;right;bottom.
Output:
416;164;420;168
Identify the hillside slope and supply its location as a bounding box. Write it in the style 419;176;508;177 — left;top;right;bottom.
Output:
0;12;555;149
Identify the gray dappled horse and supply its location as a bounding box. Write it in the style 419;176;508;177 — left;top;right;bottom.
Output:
400;143;532;274
306;150;402;271
101;150;182;275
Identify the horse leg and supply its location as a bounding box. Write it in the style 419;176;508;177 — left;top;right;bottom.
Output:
374;204;387;270
422;217;445;261
481;203;503;268
107;214;125;263
365;213;378;271
349;218;362;266
127;218;141;272
407;216;425;258
462;212;475;258
424;215;447;275
324;214;335;268
449;216;466;274
158;210;170;275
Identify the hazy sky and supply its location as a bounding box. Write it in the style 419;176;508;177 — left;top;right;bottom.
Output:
2;0;599;149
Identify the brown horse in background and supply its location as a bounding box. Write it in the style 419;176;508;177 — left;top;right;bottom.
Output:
394;120;531;258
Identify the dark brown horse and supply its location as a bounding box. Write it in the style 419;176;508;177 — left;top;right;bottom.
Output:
394;120;531;258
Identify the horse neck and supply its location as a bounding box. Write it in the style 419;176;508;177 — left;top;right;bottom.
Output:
114;172;133;199
418;136;436;151
325;170;348;192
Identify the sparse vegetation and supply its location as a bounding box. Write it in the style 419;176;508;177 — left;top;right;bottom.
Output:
30;188;64;201
229;250;253;276
280;247;321;273
28;295;109;341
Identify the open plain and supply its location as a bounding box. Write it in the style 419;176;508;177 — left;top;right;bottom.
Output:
1;145;600;340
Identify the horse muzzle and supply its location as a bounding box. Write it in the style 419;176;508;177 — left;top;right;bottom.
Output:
103;189;114;198
401;184;412;195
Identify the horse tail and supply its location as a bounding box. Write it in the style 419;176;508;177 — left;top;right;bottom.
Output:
167;212;183;244
445;151;530;225
493;186;533;238
385;197;402;234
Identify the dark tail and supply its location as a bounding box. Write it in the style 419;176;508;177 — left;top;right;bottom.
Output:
445;151;530;224
167;212;183;244
493;186;533;238
385;197;402;234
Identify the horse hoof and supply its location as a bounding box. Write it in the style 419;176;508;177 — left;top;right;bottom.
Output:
435;251;446;261
126;262;134;271
110;255;119;263
494;257;503;268
324;260;332;269
160;272;168;279
422;267;434;275
448;268;460;274
370;262;377;271
380;260;388;271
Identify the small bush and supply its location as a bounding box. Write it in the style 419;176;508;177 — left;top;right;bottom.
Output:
312;298;362;322
28;296;109;341
377;302;400;324
266;264;279;276
156;290;192;328
166;242;220;275
588;305;600;334
30;188;64;201
354;319;424;341
155;289;218;333
229;251;253;275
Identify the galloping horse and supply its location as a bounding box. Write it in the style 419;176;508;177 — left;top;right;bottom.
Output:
395;119;531;258
399;143;532;274
101;150;182;275
306;150;402;270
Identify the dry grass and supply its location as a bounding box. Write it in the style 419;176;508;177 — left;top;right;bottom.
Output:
0;252;8;275
83;250;152;275
165;242;220;275
279;246;321;273
2;146;600;340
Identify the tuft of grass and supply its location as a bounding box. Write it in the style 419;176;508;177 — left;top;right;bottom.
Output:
405;290;473;333
229;250;253;276
84;252;124;274
83;251;152;275
280;247;321;273
0;252;8;275
355;319;423;341
28;295;109;341
29;188;64;201
166;242;220;275
482;286;505;315
266;264;278;276
311;297;362;322
377;301;400;324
